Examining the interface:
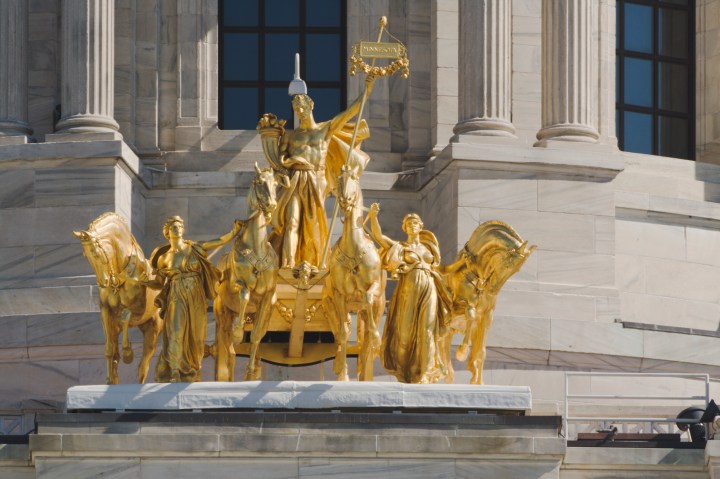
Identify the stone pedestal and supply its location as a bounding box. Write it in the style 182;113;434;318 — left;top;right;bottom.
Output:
29;405;564;478
65;381;533;412
50;0;121;140
452;0;515;141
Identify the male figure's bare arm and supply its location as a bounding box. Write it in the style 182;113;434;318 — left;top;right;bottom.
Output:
326;76;376;138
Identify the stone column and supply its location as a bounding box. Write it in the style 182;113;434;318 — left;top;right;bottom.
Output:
536;0;599;145
452;0;515;140
0;0;33;144
53;0;121;139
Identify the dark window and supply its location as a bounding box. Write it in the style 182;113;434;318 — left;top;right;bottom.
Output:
219;0;346;130
616;0;694;159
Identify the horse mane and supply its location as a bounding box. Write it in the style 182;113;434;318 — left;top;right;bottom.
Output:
445;220;525;272
86;212;145;263
246;177;260;215
246;167;275;217
88;211;130;233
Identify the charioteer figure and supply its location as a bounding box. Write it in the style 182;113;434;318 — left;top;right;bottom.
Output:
257;54;374;269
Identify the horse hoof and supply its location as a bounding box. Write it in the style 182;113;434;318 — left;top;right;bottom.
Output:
455;344;469;362
122;347;134;364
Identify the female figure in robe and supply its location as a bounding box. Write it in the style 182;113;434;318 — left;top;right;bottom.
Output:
147;216;240;382
367;204;452;383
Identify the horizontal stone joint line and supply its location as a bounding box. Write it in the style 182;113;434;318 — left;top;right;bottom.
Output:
620;320;720;338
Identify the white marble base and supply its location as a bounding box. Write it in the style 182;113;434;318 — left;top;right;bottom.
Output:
66;381;532;412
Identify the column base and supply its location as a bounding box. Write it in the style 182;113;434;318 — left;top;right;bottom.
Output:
534;123;599;147
0;135;29;145
0;120;33;143
46;131;123;143
452;118;517;142
53;114;122;141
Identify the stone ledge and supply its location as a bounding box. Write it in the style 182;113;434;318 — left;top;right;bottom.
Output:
420;142;625;192
38;411;561;428
617;192;720;225
0;140;140;178
30;411;564;459
147;169;404;192
565;446;705;468
65;381;532;413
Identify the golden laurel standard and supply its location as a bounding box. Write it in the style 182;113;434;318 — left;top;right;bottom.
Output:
349;41;409;79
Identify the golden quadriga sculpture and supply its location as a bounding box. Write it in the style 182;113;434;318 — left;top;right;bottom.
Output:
74;17;534;385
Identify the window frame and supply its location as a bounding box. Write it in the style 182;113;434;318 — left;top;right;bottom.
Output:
218;0;348;130
616;0;695;160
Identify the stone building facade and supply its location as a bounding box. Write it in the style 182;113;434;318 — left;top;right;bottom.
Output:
1;0;720;450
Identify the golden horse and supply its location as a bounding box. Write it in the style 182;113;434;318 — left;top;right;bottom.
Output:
440;221;536;384
323;166;385;380
73;213;163;384
213;165;281;381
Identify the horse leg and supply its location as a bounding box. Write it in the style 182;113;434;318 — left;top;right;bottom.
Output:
239;288;258;380
137;313;161;384
456;305;477;362
322;294;342;379
120;309;134;364
358;289;380;381
99;306;120;384
246;291;275;381
437;327;454;384
469;310;493;385
214;295;236;382
257;291;277;378
365;284;382;349
356;309;365;361
358;309;374;381
333;297;350;381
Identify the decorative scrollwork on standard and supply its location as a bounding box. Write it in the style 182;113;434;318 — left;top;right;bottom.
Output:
349;42;410;79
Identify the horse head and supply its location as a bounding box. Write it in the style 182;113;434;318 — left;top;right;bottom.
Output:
462;222;536;295
250;162;279;222
74;228;113;287
484;240;536;295
73;212;140;290
337;165;361;214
